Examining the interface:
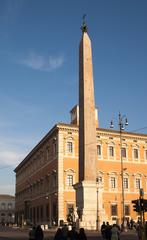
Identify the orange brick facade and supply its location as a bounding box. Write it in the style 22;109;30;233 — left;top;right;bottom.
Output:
15;116;147;227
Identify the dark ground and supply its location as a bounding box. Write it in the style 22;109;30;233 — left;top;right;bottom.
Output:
0;226;138;240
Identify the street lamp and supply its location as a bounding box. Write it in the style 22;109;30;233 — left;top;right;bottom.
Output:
110;112;128;230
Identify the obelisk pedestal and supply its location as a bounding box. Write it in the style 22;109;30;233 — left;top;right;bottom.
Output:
74;181;98;230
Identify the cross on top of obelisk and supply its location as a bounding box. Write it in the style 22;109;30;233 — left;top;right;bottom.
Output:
81;14;88;33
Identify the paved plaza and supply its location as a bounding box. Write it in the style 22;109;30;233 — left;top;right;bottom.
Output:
0;226;138;240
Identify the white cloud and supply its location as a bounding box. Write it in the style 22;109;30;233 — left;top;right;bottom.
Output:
0;184;15;196
0;149;24;167
0;135;36;167
20;53;64;71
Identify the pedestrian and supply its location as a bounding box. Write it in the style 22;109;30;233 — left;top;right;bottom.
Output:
35;225;44;240
136;223;142;240
69;226;78;240
111;224;119;240
78;228;87;240
54;227;63;240
29;225;36;240
105;222;111;240
116;224;121;240
101;222;106;239
61;224;68;240
130;219;134;229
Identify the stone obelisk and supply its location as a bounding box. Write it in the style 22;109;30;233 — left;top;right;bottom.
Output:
74;19;97;230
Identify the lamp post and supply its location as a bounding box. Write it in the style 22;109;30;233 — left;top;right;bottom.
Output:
110;112;128;230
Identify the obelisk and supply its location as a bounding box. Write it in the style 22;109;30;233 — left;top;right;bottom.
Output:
74;17;97;230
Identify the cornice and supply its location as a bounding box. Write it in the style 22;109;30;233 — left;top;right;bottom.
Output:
57;123;78;133
14;122;147;172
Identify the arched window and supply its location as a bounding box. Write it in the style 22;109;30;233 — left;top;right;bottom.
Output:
136;178;141;189
133;144;140;161
108;172;118;191
96;139;103;159
108;142;115;159
121;143;128;160
123;172;129;191
133;173;142;191
124;177;128;189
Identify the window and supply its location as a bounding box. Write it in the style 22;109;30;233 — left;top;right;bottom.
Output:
124;178;128;189
1;203;5;210
121;148;126;158
67;175;73;186
30;208;32;221
67;142;73;153
97;145;101;156
54;142;57;154
125;205;130;216
46;205;49;219
8;203;12;210
111;177;116;189
134;149;138;159
136;178;141;189
52;172;57;187
109;146;114;157
37;206;39;221
40;206;43;220
46;147;50;161
33;207;36;220
53;203;57;219
111;205;117;216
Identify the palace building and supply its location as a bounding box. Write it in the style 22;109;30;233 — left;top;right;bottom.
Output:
0;195;15;225
14;24;147;229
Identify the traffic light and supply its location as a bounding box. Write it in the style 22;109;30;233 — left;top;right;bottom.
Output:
140;198;147;212
132;199;141;212
143;199;147;212
132;199;147;212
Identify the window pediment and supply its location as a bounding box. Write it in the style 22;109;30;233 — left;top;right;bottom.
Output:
64;168;75;173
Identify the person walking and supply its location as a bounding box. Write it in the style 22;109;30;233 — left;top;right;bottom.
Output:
61;224;68;240
105;222;111;240
35;225;44;240
136;223;142;240
78;228;87;240
69;226;78;240
101;222;106;239
111;224;119;240
54;228;63;240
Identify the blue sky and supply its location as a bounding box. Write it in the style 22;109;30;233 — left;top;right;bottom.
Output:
0;0;147;195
